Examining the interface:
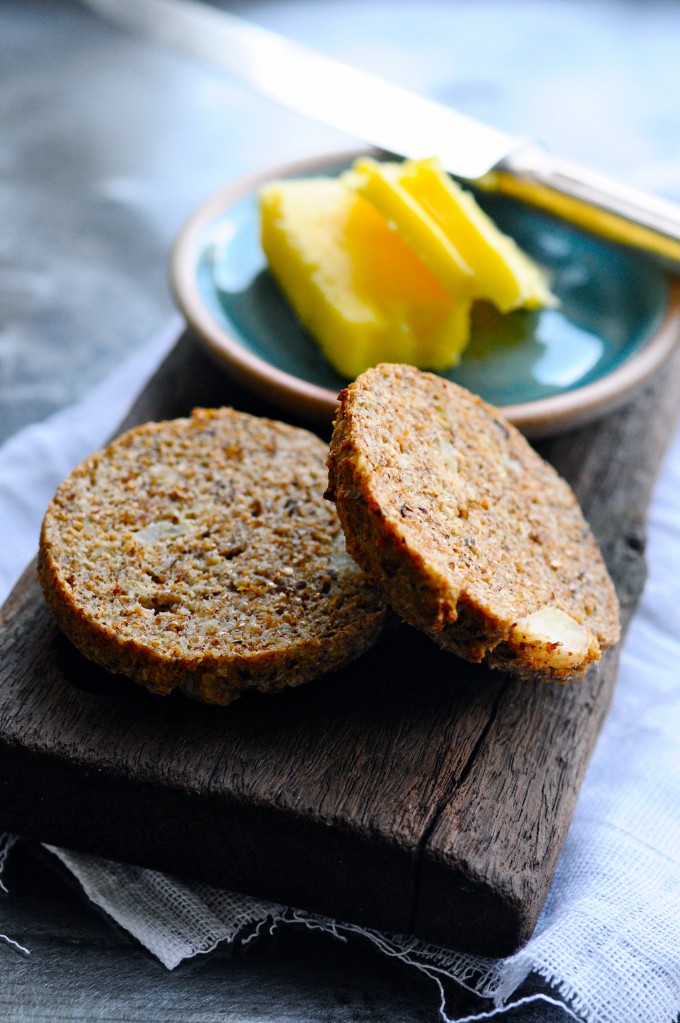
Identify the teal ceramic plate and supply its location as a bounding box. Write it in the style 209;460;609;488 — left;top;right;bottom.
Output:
170;150;680;436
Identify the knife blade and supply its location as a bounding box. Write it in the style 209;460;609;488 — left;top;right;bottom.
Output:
83;0;680;266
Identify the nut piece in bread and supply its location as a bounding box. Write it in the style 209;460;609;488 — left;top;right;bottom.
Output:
326;364;620;682
39;408;386;705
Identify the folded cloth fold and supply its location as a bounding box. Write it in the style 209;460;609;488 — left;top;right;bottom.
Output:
1;321;679;1023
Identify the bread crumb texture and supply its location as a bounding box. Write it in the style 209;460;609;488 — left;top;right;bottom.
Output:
327;364;620;682
39;407;386;704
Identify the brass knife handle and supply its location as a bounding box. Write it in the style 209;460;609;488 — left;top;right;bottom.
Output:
487;144;680;267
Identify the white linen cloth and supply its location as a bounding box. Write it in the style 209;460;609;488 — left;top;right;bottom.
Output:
0;319;679;1023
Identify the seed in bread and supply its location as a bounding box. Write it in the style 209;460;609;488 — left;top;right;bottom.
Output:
38;407;386;705
326;363;620;682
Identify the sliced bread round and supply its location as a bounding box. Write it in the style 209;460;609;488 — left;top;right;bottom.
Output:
326;364;620;681
39;407;386;704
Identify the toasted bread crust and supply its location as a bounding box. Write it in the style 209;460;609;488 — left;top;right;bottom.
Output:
39;408;386;704
327;364;620;681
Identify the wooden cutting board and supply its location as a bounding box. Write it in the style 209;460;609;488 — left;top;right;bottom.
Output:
1;329;679;957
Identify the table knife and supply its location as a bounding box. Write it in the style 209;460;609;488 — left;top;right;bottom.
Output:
83;0;680;266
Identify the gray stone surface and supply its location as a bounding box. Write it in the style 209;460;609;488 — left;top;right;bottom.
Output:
3;1;680;1018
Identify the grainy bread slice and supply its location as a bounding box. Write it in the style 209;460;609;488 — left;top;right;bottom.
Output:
39;407;386;705
326;364;620;682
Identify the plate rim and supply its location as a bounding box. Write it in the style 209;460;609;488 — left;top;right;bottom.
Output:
170;148;680;437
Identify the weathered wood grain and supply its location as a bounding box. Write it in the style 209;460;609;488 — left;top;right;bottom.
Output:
1;329;679;956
